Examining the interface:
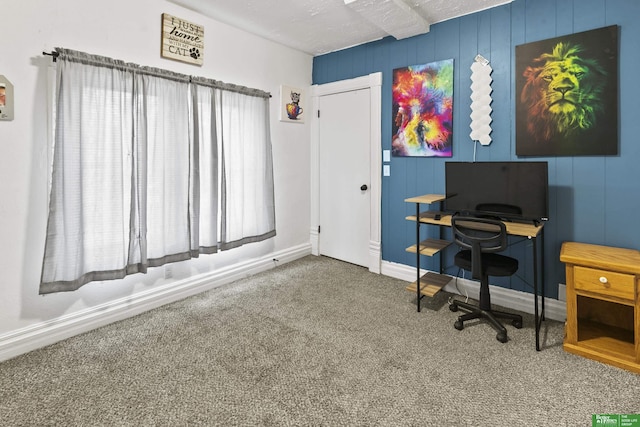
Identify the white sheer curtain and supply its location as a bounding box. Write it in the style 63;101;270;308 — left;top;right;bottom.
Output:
40;49;275;294
218;89;275;250
191;82;220;254
135;71;193;267
40;53;136;291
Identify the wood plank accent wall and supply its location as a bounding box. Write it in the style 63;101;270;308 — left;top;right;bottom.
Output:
312;0;640;299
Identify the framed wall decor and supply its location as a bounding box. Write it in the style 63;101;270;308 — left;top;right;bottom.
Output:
392;59;454;157
516;25;619;156
161;13;204;66
280;85;305;123
0;75;14;121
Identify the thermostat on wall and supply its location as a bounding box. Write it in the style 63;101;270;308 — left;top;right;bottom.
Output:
0;75;14;121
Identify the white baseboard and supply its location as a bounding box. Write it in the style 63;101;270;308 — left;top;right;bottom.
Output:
0;243;312;362
558;283;566;302
369;239;381;274
381;260;567;322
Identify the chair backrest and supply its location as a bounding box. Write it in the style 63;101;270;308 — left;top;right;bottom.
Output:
451;216;509;279
474;203;522;216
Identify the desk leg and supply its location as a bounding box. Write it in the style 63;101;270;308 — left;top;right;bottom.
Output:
416;202;421;312
533;229;545;351
541;229;545;323
533;236;539;350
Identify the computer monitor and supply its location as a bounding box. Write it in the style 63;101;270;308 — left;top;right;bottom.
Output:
444;161;549;224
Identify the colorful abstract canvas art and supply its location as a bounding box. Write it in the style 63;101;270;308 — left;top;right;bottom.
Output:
392;59;454;157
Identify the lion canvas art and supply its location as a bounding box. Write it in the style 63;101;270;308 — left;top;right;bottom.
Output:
516;25;618;156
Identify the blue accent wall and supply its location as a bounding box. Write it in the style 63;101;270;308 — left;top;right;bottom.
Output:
312;0;640;299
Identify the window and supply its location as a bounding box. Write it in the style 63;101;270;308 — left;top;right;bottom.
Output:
40;49;275;293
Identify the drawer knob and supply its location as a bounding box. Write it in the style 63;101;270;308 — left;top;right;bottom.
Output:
599;276;608;284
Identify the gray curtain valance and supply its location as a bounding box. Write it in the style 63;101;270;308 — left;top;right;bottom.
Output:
54;47;271;98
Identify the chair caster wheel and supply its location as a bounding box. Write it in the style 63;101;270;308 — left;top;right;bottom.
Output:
512;319;523;329
454;320;464;330
449;304;458;312
496;332;508;343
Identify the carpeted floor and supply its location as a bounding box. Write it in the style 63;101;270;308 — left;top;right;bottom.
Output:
1;255;638;426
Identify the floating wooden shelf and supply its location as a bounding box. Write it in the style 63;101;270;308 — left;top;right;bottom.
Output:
406;239;451;257
404;194;446;204
406;272;452;297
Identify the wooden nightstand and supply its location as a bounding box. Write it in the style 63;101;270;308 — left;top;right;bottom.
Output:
560;242;640;374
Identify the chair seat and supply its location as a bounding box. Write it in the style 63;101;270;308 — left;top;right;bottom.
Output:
455;250;518;278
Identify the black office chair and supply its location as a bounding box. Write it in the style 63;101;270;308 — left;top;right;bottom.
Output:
449;216;523;343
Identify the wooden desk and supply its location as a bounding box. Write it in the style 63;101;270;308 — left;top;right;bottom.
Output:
413;213;544;237
406;203;546;350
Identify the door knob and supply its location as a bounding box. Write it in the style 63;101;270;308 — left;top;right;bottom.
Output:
360;184;368;191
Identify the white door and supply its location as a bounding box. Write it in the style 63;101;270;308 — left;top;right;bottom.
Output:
318;89;371;267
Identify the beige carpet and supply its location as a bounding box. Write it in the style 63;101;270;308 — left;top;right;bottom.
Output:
1;255;638;426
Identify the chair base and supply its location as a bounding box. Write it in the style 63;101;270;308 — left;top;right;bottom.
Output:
449;299;523;343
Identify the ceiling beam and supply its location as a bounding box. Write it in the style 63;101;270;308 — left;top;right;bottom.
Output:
344;0;430;40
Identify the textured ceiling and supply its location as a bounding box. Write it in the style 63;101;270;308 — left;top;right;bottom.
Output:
169;0;513;56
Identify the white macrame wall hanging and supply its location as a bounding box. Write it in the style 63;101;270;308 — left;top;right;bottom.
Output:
469;54;493;146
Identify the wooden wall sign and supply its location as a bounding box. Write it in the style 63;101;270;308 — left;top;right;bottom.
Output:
161;13;204;66
0;75;14;121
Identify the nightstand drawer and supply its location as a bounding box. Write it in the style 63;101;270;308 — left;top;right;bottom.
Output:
574;266;635;301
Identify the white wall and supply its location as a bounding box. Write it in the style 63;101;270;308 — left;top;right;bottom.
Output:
0;0;312;359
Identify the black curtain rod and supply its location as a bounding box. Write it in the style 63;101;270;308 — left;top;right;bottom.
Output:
40;49;272;98
43;51;59;62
